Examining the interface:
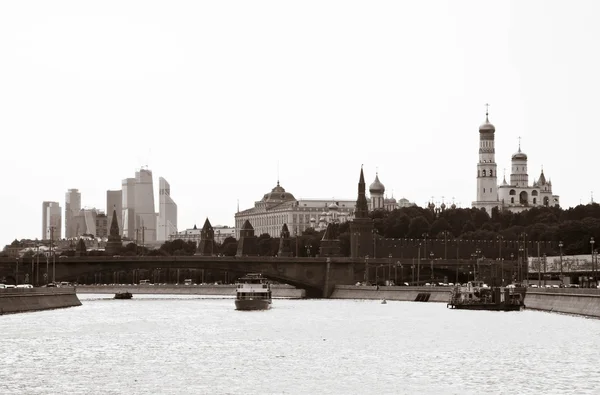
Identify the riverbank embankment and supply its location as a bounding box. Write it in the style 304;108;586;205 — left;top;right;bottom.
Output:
524;288;600;318
0;287;82;315
331;285;451;302
331;285;600;318
76;284;306;298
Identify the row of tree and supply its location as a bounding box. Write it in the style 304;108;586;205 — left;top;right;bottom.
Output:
8;204;600;258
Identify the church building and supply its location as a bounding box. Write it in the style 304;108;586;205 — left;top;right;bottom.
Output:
472;107;560;213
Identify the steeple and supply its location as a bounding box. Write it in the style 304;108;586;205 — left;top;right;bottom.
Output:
355;165;369;218
109;208;120;238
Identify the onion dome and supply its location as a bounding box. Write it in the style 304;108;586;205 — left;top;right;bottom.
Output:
451;203;457;210
440;202;446;210
328;202;339;210
369;173;385;194
511;147;527;161
479;111;495;134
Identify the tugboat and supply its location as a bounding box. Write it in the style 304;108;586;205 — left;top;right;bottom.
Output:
235;273;272;311
114;291;133;300
447;281;524;311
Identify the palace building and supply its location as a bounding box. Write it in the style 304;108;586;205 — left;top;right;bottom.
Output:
234;173;412;239
472;108;560;213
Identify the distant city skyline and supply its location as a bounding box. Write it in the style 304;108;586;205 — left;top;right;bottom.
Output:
2;1;600;246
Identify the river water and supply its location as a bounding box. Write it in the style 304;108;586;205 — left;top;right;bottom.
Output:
1;295;599;395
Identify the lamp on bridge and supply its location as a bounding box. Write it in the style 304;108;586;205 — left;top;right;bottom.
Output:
591;237;596;288
429;252;434;284
15;257;19;286
559;241;564;284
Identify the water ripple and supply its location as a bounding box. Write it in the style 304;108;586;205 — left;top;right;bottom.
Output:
1;295;599;394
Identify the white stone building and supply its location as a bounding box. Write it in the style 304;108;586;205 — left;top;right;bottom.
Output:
234;175;415;239
472;109;560;213
234;181;356;239
169;225;235;245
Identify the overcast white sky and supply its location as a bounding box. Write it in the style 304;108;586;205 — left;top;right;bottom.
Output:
1;0;599;245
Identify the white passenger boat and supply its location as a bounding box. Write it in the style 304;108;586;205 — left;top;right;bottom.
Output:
235;273;272;311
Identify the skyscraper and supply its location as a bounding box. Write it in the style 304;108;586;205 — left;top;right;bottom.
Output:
65;188;81;238
121;167;157;242
107;190;123;235
42;201;50;239
121;178;136;239
158;177;177;242
134;168;157;243
42;201;62;241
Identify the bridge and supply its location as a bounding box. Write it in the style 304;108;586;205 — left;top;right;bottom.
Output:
0;255;528;297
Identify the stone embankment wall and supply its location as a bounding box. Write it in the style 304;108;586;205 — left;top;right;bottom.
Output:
524;288;600;318
331;285;451;302
76;284;306;299
331;285;600;318
0;287;82;315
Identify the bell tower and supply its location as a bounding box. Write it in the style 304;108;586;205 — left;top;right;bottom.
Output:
473;104;499;212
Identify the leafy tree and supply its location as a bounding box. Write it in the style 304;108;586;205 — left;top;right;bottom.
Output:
430;218;451;236
407;216;430;238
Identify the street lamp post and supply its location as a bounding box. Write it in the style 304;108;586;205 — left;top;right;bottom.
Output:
543;253;547;287
429;252;434;284
475;248;481;281
518;247;524;284
497;235;504;286
591;237;596;288
373;229;378;258
417;243;421;286
15;257;19;286
559;241;564;284
388;253;392;284
441;231;450;260
510;253;515;284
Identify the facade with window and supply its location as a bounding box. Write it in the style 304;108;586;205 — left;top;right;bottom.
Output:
473;109;560;213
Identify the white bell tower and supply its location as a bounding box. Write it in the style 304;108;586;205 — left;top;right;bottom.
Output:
473;104;499;213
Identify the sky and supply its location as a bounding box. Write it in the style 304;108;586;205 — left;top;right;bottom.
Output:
1;0;599;245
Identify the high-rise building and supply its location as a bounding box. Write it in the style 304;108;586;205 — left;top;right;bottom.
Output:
65;189;81;238
106;190;123;235
121;167;157;242
42;201;50;239
134;168;157;242
95;212;109;238
121;178;136;239
73;208;101;236
158;177;177;242
42;201;62;241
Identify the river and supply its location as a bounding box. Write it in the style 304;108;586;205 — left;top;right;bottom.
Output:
1;295;599;394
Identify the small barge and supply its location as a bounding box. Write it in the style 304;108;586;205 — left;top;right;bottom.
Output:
447;281;524;311
114;291;133;300
235;273;271;311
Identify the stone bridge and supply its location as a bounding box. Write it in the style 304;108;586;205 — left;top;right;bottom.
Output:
0;256;527;297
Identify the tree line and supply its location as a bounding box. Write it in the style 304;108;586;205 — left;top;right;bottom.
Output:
7;204;600;258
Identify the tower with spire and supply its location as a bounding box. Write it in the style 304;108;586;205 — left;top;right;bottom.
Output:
472;104;499;213
474;107;563;212
350;166;374;258
105;208;123;255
